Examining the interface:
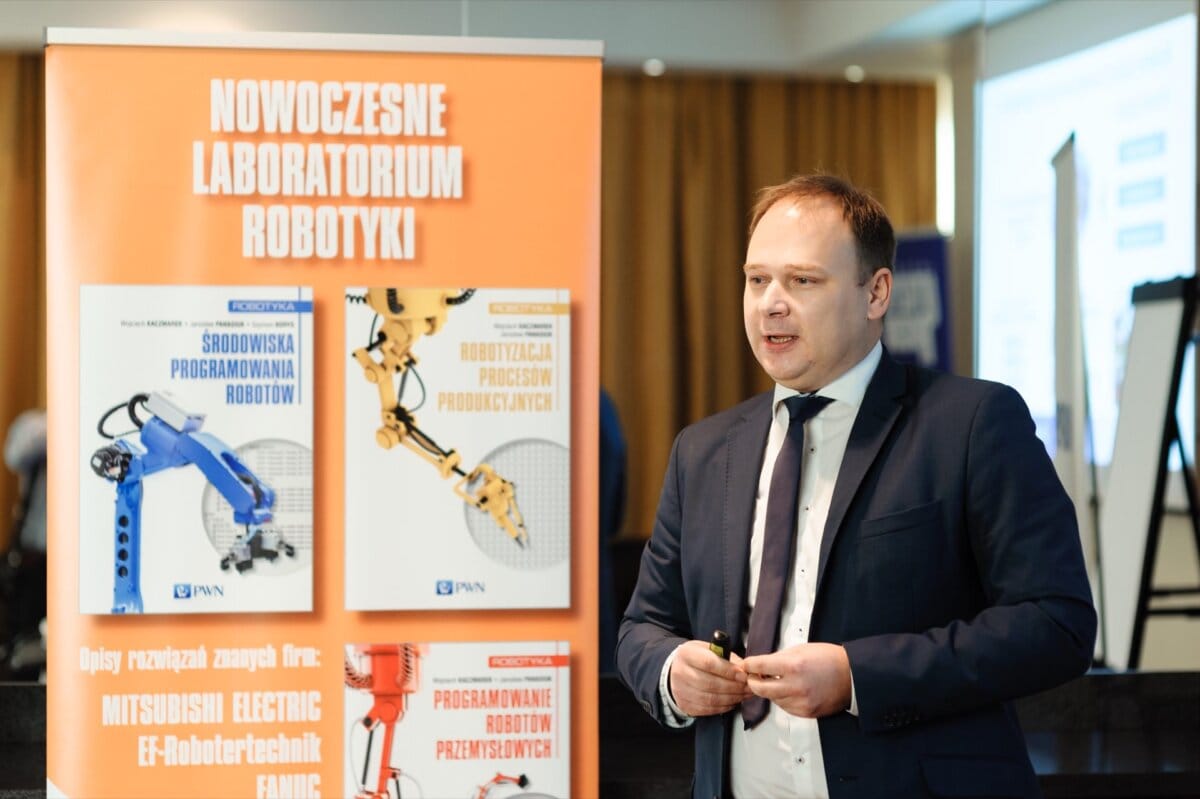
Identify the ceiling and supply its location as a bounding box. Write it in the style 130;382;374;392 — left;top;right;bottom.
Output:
2;0;1050;78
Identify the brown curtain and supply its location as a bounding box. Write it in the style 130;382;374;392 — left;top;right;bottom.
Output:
601;72;936;540
0;58;933;548
0;53;45;550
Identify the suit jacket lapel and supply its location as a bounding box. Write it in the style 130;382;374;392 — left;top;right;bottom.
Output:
723;392;773;638
816;352;908;596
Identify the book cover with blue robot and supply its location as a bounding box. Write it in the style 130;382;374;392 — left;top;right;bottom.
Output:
78;284;314;614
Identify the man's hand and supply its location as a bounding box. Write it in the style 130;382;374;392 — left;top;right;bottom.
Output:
741;643;851;718
668;640;750;717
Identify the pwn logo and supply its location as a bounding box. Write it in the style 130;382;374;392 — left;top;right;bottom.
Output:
436;580;486;595
173;583;224;599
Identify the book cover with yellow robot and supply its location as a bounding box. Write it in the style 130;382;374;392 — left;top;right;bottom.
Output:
344;287;570;609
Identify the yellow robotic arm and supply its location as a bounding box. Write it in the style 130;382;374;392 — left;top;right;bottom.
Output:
351;288;528;547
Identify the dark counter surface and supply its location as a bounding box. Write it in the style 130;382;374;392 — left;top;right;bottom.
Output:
599;670;1200;799
0;681;43;799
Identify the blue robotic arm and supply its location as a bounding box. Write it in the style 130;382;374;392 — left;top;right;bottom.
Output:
90;393;293;614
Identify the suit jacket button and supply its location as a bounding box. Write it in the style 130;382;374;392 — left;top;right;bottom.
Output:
640;700;652;713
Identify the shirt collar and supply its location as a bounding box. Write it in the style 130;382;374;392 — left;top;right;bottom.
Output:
771;340;883;415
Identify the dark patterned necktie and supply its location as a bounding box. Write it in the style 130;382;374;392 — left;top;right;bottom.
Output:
741;394;833;729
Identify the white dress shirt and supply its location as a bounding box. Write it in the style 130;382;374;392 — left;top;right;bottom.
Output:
659;341;882;799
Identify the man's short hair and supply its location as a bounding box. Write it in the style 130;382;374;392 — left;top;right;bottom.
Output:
749;174;896;282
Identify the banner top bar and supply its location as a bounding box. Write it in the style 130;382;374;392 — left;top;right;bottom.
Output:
44;27;604;58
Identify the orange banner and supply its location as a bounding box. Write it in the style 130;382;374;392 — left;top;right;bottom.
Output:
46;31;600;799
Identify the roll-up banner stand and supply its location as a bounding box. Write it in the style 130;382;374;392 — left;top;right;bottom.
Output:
45;29;601;799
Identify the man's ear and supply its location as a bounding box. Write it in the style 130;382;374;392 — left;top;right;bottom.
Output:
865;268;892;321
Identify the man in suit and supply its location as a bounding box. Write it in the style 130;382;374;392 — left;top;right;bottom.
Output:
615;174;1096;799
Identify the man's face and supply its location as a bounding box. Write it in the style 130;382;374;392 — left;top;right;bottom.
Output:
743;197;890;392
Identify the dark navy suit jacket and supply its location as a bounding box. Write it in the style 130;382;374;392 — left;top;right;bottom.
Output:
616;351;1096;799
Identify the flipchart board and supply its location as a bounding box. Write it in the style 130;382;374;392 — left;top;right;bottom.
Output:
1098;277;1195;669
